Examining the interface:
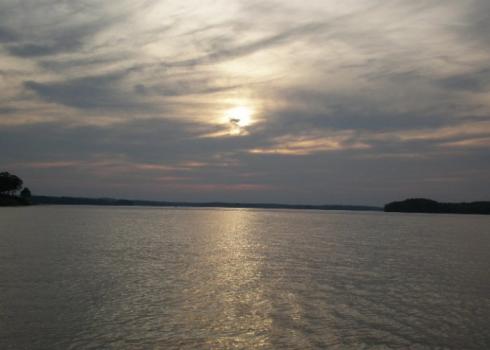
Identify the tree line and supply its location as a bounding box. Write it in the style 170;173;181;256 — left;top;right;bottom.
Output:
384;198;490;215
0;172;32;205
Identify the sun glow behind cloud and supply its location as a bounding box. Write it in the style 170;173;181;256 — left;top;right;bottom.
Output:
226;106;253;127
226;105;254;135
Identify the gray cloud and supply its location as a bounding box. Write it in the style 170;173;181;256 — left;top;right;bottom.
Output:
163;22;329;67
8;43;71;57
0;0;139;57
456;0;490;47
438;69;490;92
24;73;142;110
0;107;16;114
0;26;17;42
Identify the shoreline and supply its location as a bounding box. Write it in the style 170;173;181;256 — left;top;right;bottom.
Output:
28;195;382;212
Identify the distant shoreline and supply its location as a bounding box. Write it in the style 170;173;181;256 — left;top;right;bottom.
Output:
384;198;490;215
5;195;488;215
0;195;30;207
28;195;382;212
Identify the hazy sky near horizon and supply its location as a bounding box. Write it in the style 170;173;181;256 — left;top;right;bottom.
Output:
1;0;489;205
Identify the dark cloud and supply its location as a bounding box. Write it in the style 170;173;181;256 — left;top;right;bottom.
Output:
137;80;251;97
437;69;490;92
0;117;226;164
0;107;16;114
8;43;69;57
6;21;103;57
1;0;135;57
260;86;472;134
39;55;130;73
23;73;142;110
457;0;490;47
267;109;456;133
0;26;16;42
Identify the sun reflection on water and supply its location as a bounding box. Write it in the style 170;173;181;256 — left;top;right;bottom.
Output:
177;209;274;348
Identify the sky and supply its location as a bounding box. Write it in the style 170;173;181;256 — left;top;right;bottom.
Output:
1;0;489;205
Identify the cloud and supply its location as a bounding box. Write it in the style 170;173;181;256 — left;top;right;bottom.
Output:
249;131;370;155
8;43;70;57
455;0;490;47
0;26;17;42
1;0;136;57
161;22;329;67
437;69;490;92
23;73;144;110
0;107;16;114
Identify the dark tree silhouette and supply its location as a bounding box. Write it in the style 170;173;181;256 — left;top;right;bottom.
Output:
21;187;32;199
384;198;490;215
0;172;23;195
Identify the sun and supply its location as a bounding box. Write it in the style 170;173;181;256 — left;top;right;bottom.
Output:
226;106;253;127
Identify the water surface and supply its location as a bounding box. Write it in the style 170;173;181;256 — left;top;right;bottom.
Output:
1;206;489;349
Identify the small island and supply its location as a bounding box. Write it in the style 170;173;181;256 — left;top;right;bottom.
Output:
384;198;490;215
0;172;32;206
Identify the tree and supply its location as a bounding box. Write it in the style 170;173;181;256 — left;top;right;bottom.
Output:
0;172;23;195
20;187;32;199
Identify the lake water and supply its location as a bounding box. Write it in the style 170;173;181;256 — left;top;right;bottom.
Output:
0;206;489;349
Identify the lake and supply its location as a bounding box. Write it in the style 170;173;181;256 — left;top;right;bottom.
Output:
0;206;489;349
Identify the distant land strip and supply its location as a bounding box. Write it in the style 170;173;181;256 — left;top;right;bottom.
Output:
384;198;490;215
30;195;381;212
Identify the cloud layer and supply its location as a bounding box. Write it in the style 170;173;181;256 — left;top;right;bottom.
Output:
1;0;489;204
